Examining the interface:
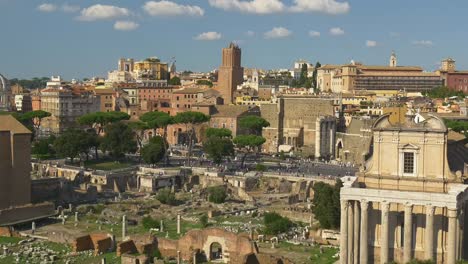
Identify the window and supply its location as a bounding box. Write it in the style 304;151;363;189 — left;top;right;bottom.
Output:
403;152;414;174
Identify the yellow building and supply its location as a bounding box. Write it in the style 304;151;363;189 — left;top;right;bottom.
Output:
134;58;168;80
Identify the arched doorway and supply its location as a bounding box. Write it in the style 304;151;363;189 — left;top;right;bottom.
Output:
210;242;223;261
336;140;344;160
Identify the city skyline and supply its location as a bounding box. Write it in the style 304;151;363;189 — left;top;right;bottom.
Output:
1;0;468;79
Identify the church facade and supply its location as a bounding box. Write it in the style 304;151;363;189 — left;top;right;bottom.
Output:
340;113;468;264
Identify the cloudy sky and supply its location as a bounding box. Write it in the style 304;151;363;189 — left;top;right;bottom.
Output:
0;0;467;79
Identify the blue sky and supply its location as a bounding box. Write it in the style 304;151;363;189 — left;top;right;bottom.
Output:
1;0;467;79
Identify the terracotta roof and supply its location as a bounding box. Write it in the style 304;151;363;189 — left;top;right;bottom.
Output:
0;115;31;134
172;87;207;94
359;65;423;71
319;64;341;70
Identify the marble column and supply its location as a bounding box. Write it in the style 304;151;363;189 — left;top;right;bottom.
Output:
354;201;360;264
403;204;413;263
122;215;127;241
348;201;354;264
360;200;369;264
425;205;435;260
177;214;181;234
447;208;458;264
340;200;349;264
380;202;390;264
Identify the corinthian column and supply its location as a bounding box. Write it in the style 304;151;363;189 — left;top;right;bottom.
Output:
340;200;349;264
348;201;354;264
447;208;458;264
425;205;435;260
403;204;413;263
360;200;369;264
354;201;360;264
380;202;390;264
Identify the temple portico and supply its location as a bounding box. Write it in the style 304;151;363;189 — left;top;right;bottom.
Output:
341;177;468;264
339;113;468;264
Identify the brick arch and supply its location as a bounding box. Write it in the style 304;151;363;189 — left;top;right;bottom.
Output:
203;238;228;262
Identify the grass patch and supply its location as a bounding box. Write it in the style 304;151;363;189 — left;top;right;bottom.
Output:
0;236;22;244
83;160;134;171
309;245;339;264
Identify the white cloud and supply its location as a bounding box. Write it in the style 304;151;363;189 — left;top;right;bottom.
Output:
246;30;255;37
290;0;350;14
366;40;377;47
78;4;130;21
37;3;57;12
412;40;433;47
62;4;80;13
194;32;222;41
208;0;285;14
209;0;350;15
114;21;139;31
264;27;291;39
143;1;204;16
329;27;344;36
309;30;320;37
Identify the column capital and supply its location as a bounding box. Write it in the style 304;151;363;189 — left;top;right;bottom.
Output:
361;200;369;211
404;204;413;213
426;205;435;216
341;199;349;210
381;201;390;211
448;208;458;218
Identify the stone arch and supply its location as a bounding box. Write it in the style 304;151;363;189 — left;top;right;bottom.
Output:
210;242;223;261
203;237;228;262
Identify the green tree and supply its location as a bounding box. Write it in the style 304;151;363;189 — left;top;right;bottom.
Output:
233;135;266;168
445;119;468;135
156;187;176;205
263;212;294;235
312;61;321;90
204;137;234;165
20;110;51;140
311;179;342;229
168;76;181;85
32;135;56;158
174;111;210;166
128;121;149;153
238;115;270;135
208;186;227;204
196;80;213;87
423;86;466;99
100;122;137;159
139;111;174;164
141;136;166;166
77;111;130;135
255;163;267;172
205;127;232;138
299;63;308;86
53;129;87;163
203;128;234;165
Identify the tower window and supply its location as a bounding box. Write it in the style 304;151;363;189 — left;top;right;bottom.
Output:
403;152;415;174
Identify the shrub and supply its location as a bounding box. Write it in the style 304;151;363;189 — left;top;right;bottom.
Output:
208;186;227;204
156;188;176;205
255;163;267;172
263;212;294;235
200;214;208;228
142;216;159;230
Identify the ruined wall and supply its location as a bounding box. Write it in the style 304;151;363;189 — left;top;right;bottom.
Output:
31;178;98;205
156;228;257;263
72;235;94;252
335;132;372;166
243;253;295;264
117;240;138;256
